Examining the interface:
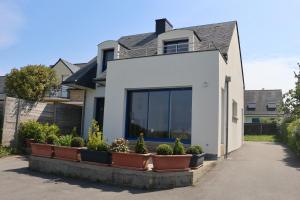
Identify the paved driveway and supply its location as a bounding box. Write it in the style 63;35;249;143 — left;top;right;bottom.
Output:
0;142;300;200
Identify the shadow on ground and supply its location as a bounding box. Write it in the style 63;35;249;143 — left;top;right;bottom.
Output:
4;166;163;194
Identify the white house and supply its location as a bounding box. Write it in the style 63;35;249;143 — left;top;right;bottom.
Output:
63;18;244;159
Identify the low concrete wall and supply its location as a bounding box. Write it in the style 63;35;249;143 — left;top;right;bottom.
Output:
29;156;216;189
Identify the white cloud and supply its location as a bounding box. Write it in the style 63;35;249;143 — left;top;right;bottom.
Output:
0;0;25;48
244;56;299;93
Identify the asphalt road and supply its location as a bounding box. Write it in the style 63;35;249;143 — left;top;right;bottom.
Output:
0;142;300;200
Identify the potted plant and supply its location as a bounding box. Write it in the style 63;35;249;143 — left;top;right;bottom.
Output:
111;134;151;170
152;138;192;172
18;121;41;148
31;132;56;158
80;120;112;165
186;145;205;169
53;135;84;161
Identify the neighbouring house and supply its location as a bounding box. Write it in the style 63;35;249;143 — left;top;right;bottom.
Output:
244;89;283;124
63;18;244;158
46;58;87;104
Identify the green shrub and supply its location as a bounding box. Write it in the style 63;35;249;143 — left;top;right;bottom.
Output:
156;144;173;155
87;120;104;150
71;137;84;147
46;134;59;145
135;133;148;154
18;120;43;140
97;142;109;152
70;127;78;137
282;118;300;155
42;123;60;136
186;145;203;154
173;138;185;155
57;135;73;146
110;138;129;152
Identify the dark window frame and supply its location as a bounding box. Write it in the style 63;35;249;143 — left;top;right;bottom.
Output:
163;39;189;54
102;49;114;72
125;87;192;144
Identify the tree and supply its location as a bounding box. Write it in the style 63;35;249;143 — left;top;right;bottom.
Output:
281;63;300;118
5;65;58;101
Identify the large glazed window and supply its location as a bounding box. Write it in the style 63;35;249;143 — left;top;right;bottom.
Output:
102;49;114;72
163;39;189;54
126;88;192;143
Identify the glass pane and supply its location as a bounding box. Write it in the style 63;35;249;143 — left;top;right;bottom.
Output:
169;89;192;140
127;92;148;138
147;91;169;138
102;49;114;71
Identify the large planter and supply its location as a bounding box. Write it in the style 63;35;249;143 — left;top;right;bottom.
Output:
152;154;192;172
31;143;53;158
189;153;205;169
111;152;151;170
53;146;81;161
80;149;112;165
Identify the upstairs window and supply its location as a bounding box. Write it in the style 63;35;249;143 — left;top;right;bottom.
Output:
247;103;256;110
102;49;114;72
163;39;188;54
267;103;277;111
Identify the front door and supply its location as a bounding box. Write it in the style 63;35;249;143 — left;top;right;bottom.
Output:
95;98;105;129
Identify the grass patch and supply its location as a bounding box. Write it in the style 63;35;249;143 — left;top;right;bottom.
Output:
244;135;280;142
0;146;14;158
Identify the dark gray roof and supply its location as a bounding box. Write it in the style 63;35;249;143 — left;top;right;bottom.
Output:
118;21;236;56
0;76;5;94
74;63;88;68
51;58;84;73
244;90;283;116
62;57;97;89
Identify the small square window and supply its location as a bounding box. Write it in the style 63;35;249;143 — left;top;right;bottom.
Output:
267;103;276;111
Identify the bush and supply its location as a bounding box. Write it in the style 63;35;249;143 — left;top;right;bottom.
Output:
43;124;60;136
87;120;104;150
97;142;109;152
57;135;73;146
173;138;185;155
156;144;173;155
71;137;84;147
46;134;59;145
285;119;300;155
186;145;203;154
110;138;129;152
135;133;148;154
18;120;43;140
70;127;78;137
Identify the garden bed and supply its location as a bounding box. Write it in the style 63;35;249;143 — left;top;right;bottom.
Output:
29;155;216;189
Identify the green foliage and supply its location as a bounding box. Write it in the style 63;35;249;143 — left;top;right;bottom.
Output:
156;144;173;155
46;134;59;145
173;138;186;155
110;138;129;152
57;135;73;146
70;127;78;137
33;130;47;144
18;120;43;140
71;137;84;147
42;123;60;136
97;142;109;152
135;133;148;154
87;120;104;150
284;119;300;155
0;146;15;158
5;65;58;101
186;145;203;154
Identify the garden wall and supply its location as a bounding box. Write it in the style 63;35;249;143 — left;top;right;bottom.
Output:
1;97;82;146
244;123;279;135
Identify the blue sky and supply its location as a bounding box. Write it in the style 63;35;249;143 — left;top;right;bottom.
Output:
0;0;299;92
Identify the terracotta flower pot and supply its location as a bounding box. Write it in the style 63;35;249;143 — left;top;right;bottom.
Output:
53;146;81;161
152;154;192;172
111;152;151;170
25;139;35;148
31;143;53;158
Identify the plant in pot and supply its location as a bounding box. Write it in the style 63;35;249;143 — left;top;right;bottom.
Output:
31;131;55;158
18;120;41;148
186;145;205;169
80;120;111;165
152;138;192;172
111;133;151;170
53;135;84;161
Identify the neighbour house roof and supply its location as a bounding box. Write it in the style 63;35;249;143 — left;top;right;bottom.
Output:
62;20;237;89
51;58;86;74
0;76;5;94
244;90;283;116
62;57;97;89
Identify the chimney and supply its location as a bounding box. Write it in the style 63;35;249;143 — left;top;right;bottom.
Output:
155;18;173;35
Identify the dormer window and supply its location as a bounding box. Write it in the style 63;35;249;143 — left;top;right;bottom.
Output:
247;103;256;110
163;39;188;54
102;49;114;72
267;103;277;111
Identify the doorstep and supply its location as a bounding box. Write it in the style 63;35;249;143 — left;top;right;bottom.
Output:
28;156;217;189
